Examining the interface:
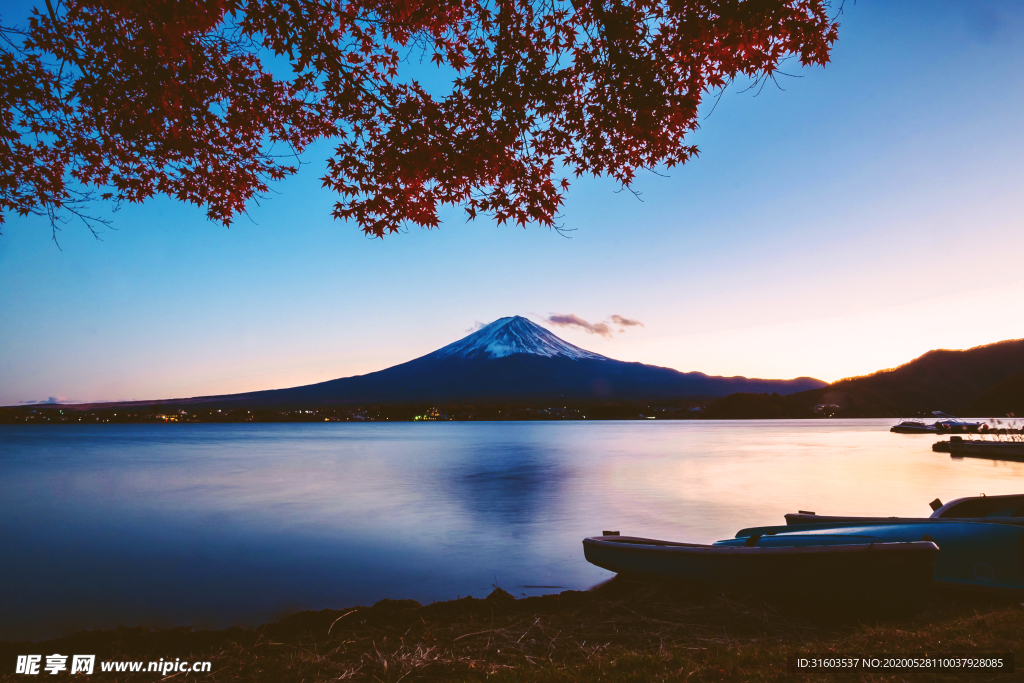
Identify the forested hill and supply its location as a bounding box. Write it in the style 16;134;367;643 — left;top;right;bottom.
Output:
968;370;1024;417
706;338;1024;418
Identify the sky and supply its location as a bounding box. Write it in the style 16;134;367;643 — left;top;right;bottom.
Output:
2;0;1024;405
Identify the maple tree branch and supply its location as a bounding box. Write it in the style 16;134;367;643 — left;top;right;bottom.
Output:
0;25;28;50
43;0;93;79
2;0;838;239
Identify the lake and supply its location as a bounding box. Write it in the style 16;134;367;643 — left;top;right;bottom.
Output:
2;419;1022;641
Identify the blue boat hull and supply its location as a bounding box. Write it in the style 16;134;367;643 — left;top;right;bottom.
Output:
725;522;1024;595
785;493;1024;528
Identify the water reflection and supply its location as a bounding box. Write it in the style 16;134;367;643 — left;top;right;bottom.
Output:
447;443;569;528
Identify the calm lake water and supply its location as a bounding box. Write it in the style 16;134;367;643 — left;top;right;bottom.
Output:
2;419;1023;641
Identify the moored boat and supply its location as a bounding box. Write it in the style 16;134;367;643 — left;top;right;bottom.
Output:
890;413;984;434
932;412;984;433
935;437;1024;461
891;419;938;434
583;534;938;610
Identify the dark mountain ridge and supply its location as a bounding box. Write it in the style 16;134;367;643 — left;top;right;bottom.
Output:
725;337;1024;418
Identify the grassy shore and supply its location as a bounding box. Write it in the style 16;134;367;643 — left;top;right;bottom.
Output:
2;578;1022;682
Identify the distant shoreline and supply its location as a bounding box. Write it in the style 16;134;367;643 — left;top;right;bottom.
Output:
2;396;993;425
0;415;995;424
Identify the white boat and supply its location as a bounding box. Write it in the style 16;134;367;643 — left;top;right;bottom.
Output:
891;419;938;434
932;412;984;433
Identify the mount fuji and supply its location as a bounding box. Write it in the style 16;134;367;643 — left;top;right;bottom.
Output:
108;316;825;409
430;316;609;361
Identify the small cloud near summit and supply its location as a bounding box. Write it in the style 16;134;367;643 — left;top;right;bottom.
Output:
546;313;644;338
548;314;612;338
610;315;643;329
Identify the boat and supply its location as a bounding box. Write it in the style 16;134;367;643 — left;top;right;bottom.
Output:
934;437;1024;461
932;412;984;433
785;493;1024;527
890;412;983;434
724;521;1024;595
583;533;938;610
891;419;938;434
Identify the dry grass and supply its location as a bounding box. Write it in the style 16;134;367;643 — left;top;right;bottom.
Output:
1;578;1022;682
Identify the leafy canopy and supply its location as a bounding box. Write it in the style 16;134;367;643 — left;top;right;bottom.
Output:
0;0;838;237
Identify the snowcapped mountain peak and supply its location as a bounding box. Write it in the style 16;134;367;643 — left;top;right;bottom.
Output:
431;316;609;361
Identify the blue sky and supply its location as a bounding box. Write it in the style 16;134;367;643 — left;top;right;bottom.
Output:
2;0;1024;405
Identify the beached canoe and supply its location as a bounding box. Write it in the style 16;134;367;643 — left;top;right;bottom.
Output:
785;493;1024;527
583;534;938;609
726;521;1024;595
